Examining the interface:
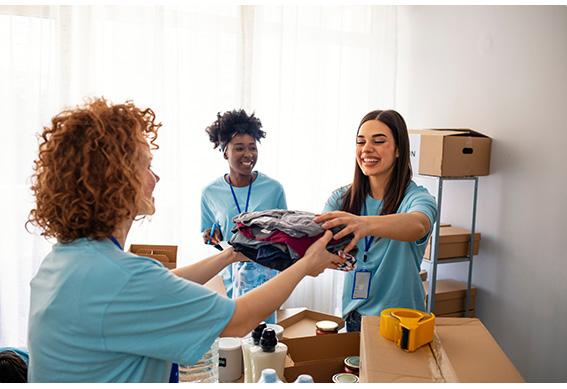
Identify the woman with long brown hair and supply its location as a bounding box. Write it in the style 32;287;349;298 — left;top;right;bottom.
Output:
314;109;437;332
26;98;343;382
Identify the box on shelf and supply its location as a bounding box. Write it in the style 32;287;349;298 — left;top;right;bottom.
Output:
409;129;492;177
424;225;481;260
283;331;359;383
129;244;177;269
359;316;523;382
423;279;476;316
277;308;344;340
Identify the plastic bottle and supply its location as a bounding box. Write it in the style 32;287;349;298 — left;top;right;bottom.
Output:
257;368;283;383
250;328;288;382
179;338;219;383
233;262;276;324
242;322;267;383
294;374;315;383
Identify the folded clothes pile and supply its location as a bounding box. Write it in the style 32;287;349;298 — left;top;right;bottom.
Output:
229;209;357;272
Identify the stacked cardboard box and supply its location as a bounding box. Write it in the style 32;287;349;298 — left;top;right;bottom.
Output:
423;279;476;317
359;316;523;382
409;128;492;177
129;244;177;269
423;225;481;261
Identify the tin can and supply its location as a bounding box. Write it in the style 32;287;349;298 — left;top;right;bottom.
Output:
343;356;360;375
332;373;359;383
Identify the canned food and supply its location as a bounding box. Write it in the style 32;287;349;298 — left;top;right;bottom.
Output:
332;373;359;383
315;320;339;335
343;356;360;374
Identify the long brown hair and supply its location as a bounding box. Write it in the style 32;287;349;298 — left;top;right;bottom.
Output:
340;109;412;216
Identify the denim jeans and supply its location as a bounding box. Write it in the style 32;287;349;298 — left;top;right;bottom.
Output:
346;310;362;332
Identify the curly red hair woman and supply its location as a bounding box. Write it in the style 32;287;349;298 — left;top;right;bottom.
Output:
28;98;160;243
26;98;343;382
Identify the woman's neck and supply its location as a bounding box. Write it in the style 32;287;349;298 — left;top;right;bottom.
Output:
227;171;255;187
111;219;133;250
368;173;390;200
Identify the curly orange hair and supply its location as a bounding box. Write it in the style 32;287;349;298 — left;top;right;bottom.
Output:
28;97;161;243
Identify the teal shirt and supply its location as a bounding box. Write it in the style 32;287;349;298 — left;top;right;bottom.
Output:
200;171;287;299
323;180;437;318
28;238;236;383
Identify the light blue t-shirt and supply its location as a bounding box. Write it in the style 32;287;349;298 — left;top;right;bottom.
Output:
28;238;236;383
200;171;287;301
323;180;437;318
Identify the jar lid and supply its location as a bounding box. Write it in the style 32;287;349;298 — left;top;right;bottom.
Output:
315;320;339;331
344;356;360;369
332;373;359;383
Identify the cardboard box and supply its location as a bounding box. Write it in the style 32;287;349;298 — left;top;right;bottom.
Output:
424;225;481;260
409;129;492;177
359;316;523;382
129;244;177;268
423;279;477;316
277;308;344;340
204;275;228;298
282;332;360;383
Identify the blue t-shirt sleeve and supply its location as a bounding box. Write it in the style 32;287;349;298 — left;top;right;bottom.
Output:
200;190;215;233
101;260;236;365
322;187;345;212
406;189;438;246
276;184;287;210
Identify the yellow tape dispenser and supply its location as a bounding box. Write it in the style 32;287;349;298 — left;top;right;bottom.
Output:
380;308;435;352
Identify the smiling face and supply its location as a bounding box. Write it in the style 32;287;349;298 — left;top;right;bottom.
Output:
356;119;399;180
224;133;258;177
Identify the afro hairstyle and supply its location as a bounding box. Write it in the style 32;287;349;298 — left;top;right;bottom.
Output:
205;109;266;151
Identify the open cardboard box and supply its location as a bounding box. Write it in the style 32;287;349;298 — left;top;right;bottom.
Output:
409;128;492;177
277;308;344;340
359;316;523;382
424;225;481;260
129;244;177;269
283;332;359;383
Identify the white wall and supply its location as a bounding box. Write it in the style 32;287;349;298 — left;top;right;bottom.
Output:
396;6;567;382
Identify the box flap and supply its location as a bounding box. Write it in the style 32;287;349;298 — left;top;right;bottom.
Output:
129;244;177;264
203;275;228;298
411;128;490;138
434;318;524;382
360;316;443;382
277;309;344;339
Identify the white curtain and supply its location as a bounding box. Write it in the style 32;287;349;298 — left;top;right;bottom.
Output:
0;5;396;347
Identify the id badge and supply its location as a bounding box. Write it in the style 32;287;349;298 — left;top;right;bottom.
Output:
351;269;372;300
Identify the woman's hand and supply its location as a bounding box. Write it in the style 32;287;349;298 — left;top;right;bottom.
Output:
300;230;346;277
314;211;371;253
202;227;222;245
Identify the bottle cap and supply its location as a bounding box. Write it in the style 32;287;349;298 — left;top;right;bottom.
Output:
260;328;277;352
294;374;314;383
252;322;267;345
332;373;359;383
315;320;339;332
344;356;360;369
260;368;278;383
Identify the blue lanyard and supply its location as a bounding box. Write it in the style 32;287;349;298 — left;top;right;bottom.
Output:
362;201;374;263
109;236;123;251
228;174;253;214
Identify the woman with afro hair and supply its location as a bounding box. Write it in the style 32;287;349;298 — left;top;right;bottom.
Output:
201;109;287;323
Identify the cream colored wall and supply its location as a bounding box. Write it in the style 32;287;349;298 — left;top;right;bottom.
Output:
395;5;567;382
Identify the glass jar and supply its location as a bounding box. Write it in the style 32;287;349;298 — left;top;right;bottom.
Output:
332;372;359;383
315;320;339;335
179;338;219;383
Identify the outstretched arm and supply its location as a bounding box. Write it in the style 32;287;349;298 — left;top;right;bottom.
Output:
314;211;431;253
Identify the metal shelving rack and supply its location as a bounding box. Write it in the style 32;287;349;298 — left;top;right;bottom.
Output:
424;176;479;316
